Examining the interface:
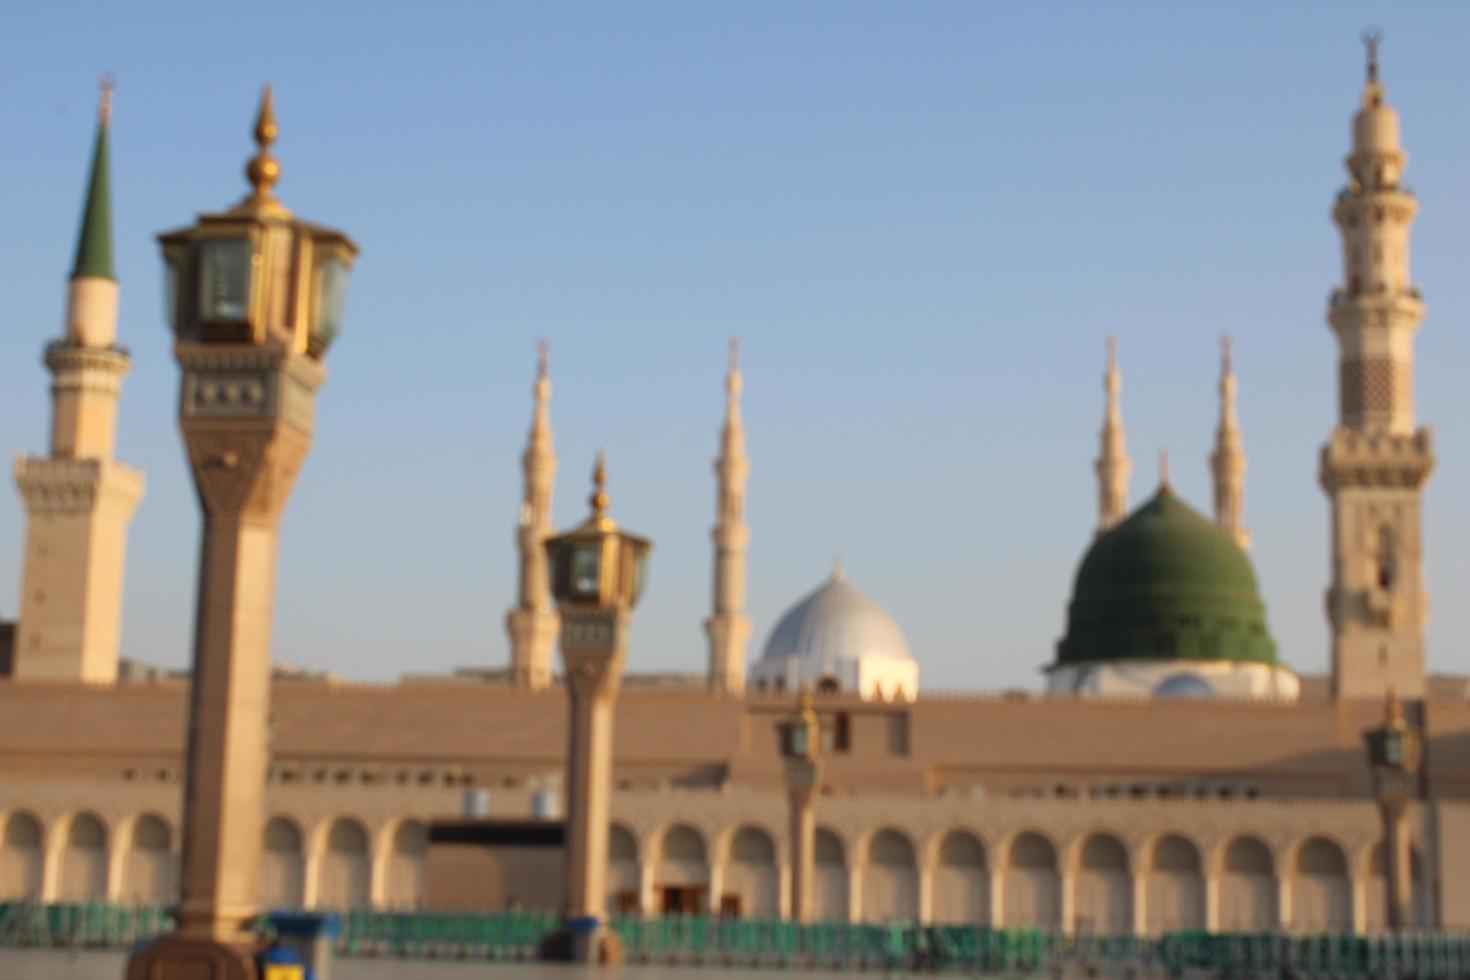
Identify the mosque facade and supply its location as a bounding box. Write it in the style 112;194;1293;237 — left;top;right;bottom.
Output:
3;46;1470;938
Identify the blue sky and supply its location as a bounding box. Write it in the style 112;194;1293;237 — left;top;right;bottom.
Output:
2;2;1468;689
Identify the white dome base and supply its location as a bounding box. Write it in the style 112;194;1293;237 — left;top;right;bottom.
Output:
1046;660;1299;701
750;653;918;702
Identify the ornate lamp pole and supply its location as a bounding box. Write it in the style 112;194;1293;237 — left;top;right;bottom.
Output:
544;455;651;962
777;689;823;923
127;87;356;980
1364;691;1421;930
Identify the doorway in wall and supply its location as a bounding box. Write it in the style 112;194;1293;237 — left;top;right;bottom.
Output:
661;886;705;915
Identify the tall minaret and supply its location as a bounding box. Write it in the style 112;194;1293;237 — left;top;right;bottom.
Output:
1094;336;1130;533
705;339;751;695
13;82;144;684
1210;336;1250;550
1320;33;1433;700
506;342;560;690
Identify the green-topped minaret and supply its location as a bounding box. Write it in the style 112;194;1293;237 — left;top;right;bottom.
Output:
12;79;144;684
71;84;114;281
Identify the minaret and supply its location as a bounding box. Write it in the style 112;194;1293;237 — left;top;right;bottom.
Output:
1320;33;1433;700
1094;337;1130;533
13;81;144;683
1210;336;1250;550
705;339;751;695
506;342;560;690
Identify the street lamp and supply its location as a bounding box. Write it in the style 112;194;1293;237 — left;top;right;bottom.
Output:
544;454;651;962
777;688;823;923
128;86;356;980
1364;691;1421;930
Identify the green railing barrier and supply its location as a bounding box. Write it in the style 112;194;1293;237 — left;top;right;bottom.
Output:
3;901;1470;976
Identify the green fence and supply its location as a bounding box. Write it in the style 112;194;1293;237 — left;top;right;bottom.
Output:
3;902;1469;976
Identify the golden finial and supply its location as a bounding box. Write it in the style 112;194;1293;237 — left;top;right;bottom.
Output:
97;75;115;129
831;554;845;583
1220;334;1233;375
1362;27;1383;84
537;339;549;379
1105;335;1118;370
245;84;281;202
729;337;741;372
589;451;610;518
797;685;815;714
1159;449;1171;488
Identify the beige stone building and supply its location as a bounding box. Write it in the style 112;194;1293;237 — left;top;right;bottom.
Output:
4;47;1470;939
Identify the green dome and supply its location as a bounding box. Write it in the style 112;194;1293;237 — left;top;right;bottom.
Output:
1054;485;1276;668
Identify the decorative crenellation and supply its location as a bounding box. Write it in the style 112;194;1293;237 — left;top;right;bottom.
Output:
178;348;321;438
559;607;630;655
44;343;130;396
14;457;143;514
1320;428;1433;493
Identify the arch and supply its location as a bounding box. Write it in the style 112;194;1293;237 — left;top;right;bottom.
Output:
1144;834;1204;935
1291;836;1350;933
317;818;371;909
722;825;778;919
861;828;917;923
1003;832;1059;928
606;823;640;916
1218;835;1277;931
57;812;108;902
654;824;709;916
1074;833;1131;936
814;827;848;923
120;814;177;904
382;820;427;910
261;816;305;909
932;830;988;925
0;812;44;900
1364;842;1428;931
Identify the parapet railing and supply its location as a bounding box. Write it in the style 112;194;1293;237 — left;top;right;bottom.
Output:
2;902;1469;976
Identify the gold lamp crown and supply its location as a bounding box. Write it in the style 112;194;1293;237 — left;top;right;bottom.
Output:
156;86;358;358
544;453;652;611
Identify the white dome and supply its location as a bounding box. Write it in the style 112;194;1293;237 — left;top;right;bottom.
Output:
752;570;917;700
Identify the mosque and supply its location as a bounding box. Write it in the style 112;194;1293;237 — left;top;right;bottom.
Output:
1;43;1469;940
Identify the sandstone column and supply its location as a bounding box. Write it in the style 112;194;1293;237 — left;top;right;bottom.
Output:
128;86;356;980
543;457;650;963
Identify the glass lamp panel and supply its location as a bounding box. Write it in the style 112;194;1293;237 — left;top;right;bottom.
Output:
571;546;601;597
198;238;253;322
631;548;649;606
1384;732;1403;766
162;258;180;334
789;725;808;758
311;258;350;353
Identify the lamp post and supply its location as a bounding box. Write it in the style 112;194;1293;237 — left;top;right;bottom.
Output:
544;454;651;962
127;87;356;980
777;689;823;923
1364;691;1421;930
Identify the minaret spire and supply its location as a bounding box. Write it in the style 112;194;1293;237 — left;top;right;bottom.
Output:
705;338;752;696
1094;337;1131;533
13;81;144;683
71;78;115;283
506;341;560;690
1210;336;1250;549
1321;32;1433;700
